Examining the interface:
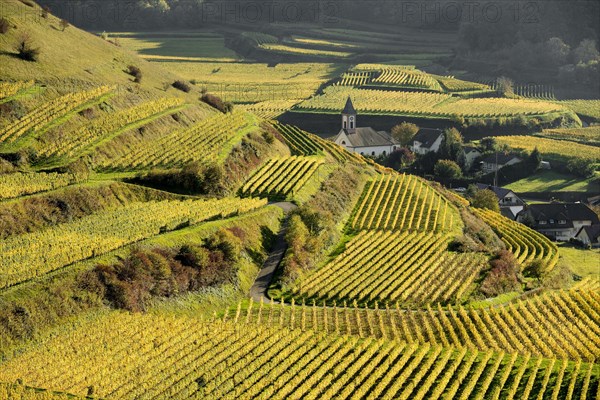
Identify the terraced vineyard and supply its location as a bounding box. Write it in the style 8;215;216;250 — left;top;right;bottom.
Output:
434;75;492;93
243;100;301;119
475;209;559;271
38;97;185;159
0;80;35;101
0;197;266;289
349;174;458;232
539;127;600;146
371;68;442;91
0;172;75;200
336;72;374;86
294;230;486;307
557;99;600;121
0;86;115;146
295;86;570;119
248;288;600;361
96;110;253;170
495;135;600;162
241;157;322;200
242;32;278;45
1;311;597;399
270;122;323;156
259;43;353;58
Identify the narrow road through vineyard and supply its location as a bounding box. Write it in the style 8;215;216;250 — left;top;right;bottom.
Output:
249;202;297;302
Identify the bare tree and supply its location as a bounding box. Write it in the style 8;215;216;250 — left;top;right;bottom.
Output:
496;76;514;97
59;19;69;32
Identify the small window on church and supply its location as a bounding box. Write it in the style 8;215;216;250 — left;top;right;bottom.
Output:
350;122;354;129
341;141;346;145
371;151;375;156
383;151;386;156
344;121;347;129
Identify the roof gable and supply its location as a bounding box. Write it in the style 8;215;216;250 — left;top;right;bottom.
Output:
577;225;600;241
475;183;514;200
413;128;443;148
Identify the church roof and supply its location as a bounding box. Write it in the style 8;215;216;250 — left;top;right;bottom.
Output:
342;97;356;114
339;127;398;147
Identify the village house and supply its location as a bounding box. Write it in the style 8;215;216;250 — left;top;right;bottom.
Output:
475;183;525;220
463;146;482;169
333;97;399;157
410;128;444;155
481;153;522;174
517;203;600;241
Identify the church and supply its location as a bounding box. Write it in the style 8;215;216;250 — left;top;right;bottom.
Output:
333;97;399;157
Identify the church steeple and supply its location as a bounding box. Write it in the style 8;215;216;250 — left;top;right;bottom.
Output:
341;97;357;134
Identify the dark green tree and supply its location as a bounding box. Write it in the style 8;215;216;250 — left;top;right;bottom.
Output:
434;159;462;179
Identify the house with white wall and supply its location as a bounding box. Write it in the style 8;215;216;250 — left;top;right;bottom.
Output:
481;153;522;173
410;128;443;155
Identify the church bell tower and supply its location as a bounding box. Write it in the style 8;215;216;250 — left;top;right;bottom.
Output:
341;97;357;134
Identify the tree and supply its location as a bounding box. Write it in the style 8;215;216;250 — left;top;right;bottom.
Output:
434;159;462;179
544;37;570;66
0;17;10;34
526;147;542;170
524;259;546;281
15;35;40;62
496;76;514;97
59;19;70;32
479;137;498;153
438;127;464;165
127;65;143;83
391;122;419;147
573;39;600;64
385;148;415;170
471;189;500;212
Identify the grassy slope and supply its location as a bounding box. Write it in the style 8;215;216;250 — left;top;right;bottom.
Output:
558;243;600;279
506;170;599;193
0;0;212;105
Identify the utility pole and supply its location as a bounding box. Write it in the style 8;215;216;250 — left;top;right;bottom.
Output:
493;150;498;187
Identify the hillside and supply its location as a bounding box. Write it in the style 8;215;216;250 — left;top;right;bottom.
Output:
0;0;197;95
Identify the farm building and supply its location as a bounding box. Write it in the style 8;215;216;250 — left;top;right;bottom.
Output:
517;203;600;241
481;153;522;173
333;97;399;157
410;128;444;155
475;183;525;219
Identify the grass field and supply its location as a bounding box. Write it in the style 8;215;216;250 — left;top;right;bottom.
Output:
160;62;340;103
558;243;600;279
506;171;599;193
112;31;240;61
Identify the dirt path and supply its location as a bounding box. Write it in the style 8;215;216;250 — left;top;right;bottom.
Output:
249;202;297;302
